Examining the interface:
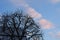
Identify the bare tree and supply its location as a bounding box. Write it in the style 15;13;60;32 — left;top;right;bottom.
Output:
0;11;43;40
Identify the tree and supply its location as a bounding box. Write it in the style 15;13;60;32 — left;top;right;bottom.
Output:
0;11;43;40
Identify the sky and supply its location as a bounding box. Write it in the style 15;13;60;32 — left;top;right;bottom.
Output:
0;0;60;40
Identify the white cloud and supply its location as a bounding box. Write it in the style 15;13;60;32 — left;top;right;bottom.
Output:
9;0;53;29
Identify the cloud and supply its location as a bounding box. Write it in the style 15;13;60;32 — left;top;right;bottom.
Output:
9;0;53;29
49;32;60;39
39;19;53;29
10;0;29;7
56;32;60;38
50;0;60;4
10;0;42;18
27;7;42;18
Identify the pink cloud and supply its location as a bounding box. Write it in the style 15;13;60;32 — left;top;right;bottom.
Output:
56;32;60;38
50;0;60;4
9;0;53;29
27;7;42;18
39;19;53;29
10;0;42;19
49;32;60;39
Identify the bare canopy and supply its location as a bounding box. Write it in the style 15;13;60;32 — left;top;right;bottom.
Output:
0;11;43;40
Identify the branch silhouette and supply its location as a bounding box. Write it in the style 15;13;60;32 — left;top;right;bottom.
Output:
0;11;43;40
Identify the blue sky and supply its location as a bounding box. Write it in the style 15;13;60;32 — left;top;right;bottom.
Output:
0;0;60;40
